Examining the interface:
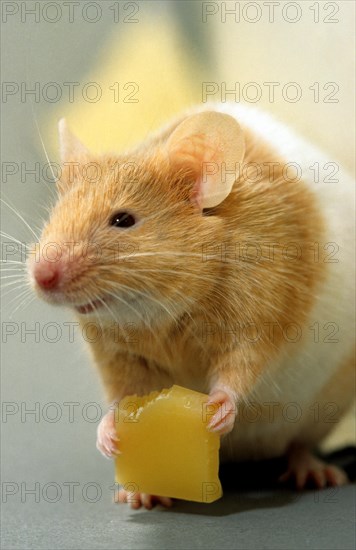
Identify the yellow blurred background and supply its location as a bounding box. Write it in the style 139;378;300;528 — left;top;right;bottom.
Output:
52;1;355;178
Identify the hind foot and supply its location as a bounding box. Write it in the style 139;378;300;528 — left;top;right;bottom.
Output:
114;488;173;510
279;443;348;489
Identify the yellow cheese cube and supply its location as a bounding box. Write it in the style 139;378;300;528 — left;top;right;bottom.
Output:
114;385;222;503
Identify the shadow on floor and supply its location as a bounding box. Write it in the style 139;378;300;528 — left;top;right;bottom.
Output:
127;446;356;520
219;445;356;491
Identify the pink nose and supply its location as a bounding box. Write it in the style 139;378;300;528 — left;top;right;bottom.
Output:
34;261;60;291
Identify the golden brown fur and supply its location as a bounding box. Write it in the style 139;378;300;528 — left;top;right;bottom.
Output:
29;106;354;473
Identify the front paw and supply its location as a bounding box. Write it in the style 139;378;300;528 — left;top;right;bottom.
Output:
207;389;237;435
96;408;120;458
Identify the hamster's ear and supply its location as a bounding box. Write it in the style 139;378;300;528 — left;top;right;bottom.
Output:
166;111;245;209
57;119;91;194
58;118;89;164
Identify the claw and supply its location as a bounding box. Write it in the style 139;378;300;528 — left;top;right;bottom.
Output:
207;389;237;435
96;409;120;458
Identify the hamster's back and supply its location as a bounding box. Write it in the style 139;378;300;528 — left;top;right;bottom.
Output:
202;103;355;460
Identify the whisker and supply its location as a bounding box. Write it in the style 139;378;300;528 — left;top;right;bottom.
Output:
6;287;33;317
0;260;27;265
11;291;36;317
102;282;208;354
81;289;106;337
20;294;36;313
30;102;58;199
0;231;31;250
0;196;40;242
103;289;173;363
1;279;29;291
0;267;27;274
114;266;232;309
105;280;180;325
0;274;28;280
112;251;205;262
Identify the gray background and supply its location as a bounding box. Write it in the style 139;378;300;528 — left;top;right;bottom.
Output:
1;1;355;549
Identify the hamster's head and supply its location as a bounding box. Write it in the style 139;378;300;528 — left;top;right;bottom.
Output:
27;111;245;326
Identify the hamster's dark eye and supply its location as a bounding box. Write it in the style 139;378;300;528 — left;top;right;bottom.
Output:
109;212;136;228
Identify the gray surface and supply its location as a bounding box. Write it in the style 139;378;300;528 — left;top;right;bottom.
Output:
1;3;355;550
2;485;356;550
